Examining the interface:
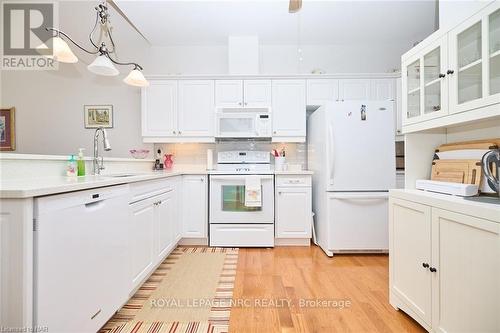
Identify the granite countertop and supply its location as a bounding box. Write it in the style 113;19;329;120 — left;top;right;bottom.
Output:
0;169;313;199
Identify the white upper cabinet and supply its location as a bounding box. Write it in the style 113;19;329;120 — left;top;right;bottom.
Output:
215;80;243;107
243;80;272;107
272;79;306;140
338;79;372;100
178;80;215;137
306;79;339;105
402;35;449;125
142;79;215;141
142;80;177;137
448;3;500;114
215;79;271;107
401;1;500;132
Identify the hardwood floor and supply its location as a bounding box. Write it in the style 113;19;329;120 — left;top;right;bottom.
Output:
229;246;425;333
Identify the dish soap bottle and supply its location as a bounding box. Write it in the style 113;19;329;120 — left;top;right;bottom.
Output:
77;148;86;176
67;155;77;177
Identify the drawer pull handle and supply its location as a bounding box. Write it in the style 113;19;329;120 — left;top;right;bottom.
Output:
422;262;429;269
429;267;437;273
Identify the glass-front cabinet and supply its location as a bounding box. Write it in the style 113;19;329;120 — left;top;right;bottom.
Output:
448;4;500;114
401;2;500;130
402;37;448;125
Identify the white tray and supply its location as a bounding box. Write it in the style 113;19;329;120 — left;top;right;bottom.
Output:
416;179;479;197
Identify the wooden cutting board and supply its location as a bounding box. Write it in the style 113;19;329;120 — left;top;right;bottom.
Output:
431;159;482;186
435;138;500;152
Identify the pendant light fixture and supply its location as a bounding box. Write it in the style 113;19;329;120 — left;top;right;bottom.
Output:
41;1;148;87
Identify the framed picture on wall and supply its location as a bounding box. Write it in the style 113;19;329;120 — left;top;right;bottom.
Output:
0;107;16;151
84;105;113;128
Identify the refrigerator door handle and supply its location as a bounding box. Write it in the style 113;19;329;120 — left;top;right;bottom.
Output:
331;193;389;200
328;123;334;185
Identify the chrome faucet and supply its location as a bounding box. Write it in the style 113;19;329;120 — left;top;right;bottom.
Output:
93;127;111;175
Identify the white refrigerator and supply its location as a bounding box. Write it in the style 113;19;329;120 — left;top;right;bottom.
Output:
308;101;395;256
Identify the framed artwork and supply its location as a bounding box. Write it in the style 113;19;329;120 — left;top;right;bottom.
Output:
84;105;113;128
0;107;16;151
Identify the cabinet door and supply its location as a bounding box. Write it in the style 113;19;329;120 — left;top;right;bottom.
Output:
215;80;243;107
431;208;500;333
338;79;371;100
306;79;339;105
142;80;177;137
272;79;306;138
178;80;215;137
402;36;448;125
243;80;272;107
156;191;175;261
370;79;395;100
182;175;207;238
275;187;312;238
389;198;432;326
130;200;155;288
395;77;403;136
172;178;182;243
448;2;500;114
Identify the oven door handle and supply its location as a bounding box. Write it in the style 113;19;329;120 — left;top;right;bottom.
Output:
210;175;274;181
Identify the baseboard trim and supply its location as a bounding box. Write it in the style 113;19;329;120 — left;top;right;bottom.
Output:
178;237;208;246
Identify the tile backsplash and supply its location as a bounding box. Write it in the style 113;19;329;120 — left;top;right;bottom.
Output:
156;141;308;169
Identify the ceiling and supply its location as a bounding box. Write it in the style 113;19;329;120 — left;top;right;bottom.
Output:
114;0;438;46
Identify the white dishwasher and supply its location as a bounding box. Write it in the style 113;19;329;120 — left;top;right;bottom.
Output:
34;184;130;333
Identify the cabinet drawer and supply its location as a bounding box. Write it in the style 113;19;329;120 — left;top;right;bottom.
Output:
129;177;177;203
276;175;311;187
210;224;274;247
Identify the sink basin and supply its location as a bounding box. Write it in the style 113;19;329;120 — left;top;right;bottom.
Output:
104;173;145;178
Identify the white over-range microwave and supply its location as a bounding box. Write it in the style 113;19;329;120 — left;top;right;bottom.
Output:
215;108;272;138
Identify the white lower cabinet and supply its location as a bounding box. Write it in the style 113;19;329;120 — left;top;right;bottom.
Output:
431;208;499;333
275;175;312;242
389;198;432;327
129;179;181;291
389;197;500;332
182;175;208;239
155;190;176;260
130;197;156;290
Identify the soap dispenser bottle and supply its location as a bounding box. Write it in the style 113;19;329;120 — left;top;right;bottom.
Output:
67;155;77;177
77;148;86;176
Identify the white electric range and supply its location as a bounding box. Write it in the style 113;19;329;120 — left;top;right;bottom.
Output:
209;151;275;247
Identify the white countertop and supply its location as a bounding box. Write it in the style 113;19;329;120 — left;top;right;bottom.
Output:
390;189;500;223
0;169;313;199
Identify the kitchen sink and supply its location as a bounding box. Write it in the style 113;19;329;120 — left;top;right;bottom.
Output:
104;173;146;178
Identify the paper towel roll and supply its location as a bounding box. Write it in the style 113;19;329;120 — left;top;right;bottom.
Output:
207;149;214;170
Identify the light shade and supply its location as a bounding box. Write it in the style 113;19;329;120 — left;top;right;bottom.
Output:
87;55;119;76
37;37;78;63
123;69;149;87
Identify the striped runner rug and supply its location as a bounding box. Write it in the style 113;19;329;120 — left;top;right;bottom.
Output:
100;247;239;333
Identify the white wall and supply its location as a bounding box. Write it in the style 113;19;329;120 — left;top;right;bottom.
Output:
147;42;417;75
439;0;493;30
1;1;154;158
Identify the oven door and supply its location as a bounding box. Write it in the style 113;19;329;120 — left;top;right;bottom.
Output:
209;175;274;224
